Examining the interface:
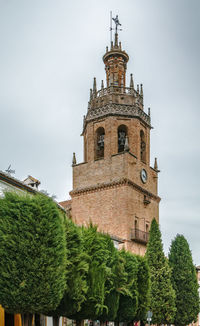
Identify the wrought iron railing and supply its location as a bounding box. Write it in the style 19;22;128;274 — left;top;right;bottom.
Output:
131;228;149;244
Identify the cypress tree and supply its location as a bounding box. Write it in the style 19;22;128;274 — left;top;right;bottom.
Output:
116;250;139;323
48;219;89;324
169;234;200;326
145;218;176;325
98;239;128;322
73;224;117;321
135;255;150;323
0;192;67;326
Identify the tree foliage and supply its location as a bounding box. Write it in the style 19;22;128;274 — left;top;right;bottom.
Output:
116;250;139;322
97;239;119;322
0;192;66;318
48;219;89;318
169;234;200;326
135;255;150;322
73;224;118;320
145;218;176;325
0;192;152;323
97;239;129;321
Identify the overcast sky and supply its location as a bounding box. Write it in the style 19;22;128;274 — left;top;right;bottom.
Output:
0;0;200;264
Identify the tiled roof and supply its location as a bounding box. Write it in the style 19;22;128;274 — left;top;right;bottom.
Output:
24;175;41;184
59;199;72;210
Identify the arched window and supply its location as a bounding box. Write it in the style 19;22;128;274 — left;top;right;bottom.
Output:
118;125;128;153
95;127;105;159
140;130;146;162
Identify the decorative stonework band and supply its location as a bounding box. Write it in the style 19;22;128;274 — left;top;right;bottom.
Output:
70;178;160;202
85;103;151;127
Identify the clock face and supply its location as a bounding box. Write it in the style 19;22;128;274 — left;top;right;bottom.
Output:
141;169;147;183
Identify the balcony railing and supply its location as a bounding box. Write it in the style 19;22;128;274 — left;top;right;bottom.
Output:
131;228;149;244
94;86;139;98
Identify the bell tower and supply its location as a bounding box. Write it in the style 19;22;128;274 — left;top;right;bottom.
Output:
69;17;160;255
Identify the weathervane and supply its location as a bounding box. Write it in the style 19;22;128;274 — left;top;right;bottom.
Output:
110;12;122;43
112;15;122;34
5;164;15;175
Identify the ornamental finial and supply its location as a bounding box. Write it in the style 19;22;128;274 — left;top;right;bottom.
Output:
93;77;97;95
140;84;143;97
90;88;92;101
130;74;134;88
154;157;158;170
72;153;77;166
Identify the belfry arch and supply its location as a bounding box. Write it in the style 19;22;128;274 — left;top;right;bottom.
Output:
118;125;128;153
95;127;105;159
140;130;146;162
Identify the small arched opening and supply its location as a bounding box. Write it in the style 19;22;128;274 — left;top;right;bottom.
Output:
140;130;146;162
95;127;105;159
118;125;128;153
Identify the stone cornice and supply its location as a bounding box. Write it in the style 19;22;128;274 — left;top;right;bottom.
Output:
70;178;161;202
103;49;129;63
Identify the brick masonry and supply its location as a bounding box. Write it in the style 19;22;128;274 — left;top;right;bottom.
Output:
70;114;160;255
65;36;160;256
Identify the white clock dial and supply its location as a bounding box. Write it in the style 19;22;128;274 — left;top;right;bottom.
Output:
141;169;147;183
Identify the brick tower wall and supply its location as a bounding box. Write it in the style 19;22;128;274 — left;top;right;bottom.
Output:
71;181;159;256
